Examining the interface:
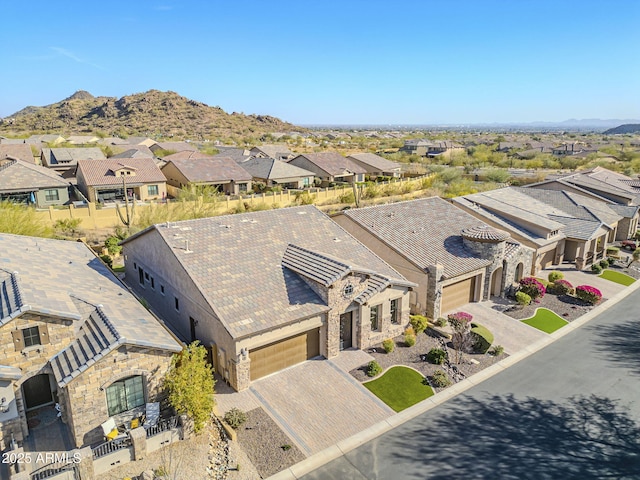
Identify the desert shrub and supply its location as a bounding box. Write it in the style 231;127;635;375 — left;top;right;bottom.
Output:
575;285;603;305
519;277;546;300
591;263;603;274
606;246;620;256
549;279;573;295
470;323;494;354
489;345;505;356
599;259;609;269
435;317;447;327
431;369;451;388
367;360;383;377
100;254;113;268
338;191;355;203
427;348;446;365
105;236;122;256
515;291;531;305
382;339;395;353
404;332;416;347
224;408;247;429
535;277;550;288
410;315;429;334
547;271;564;282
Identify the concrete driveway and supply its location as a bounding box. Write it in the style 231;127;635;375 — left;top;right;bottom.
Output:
458;301;547;354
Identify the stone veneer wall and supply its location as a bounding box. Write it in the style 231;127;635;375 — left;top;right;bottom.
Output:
426;265;444;319
64;345;174;447
503;247;535;292
462;238;506;299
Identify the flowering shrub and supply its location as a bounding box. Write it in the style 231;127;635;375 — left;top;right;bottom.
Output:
575;285;602;305
549;279;573;295
447;311;473;326
519;277;546;300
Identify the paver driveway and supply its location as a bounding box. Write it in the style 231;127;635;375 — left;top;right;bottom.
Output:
250;358;394;456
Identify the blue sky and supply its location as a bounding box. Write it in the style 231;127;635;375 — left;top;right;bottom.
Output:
2;0;639;125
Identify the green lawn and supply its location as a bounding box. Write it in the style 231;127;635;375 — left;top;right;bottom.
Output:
521;308;568;334
599;269;636;286
364;366;434;412
112;265;125;273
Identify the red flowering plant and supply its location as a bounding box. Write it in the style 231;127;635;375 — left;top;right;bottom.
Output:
447;312;474;364
575;285;602;305
548;279;574;295
519;277;546;300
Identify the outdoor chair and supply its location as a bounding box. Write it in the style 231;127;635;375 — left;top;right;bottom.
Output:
100;417;127;442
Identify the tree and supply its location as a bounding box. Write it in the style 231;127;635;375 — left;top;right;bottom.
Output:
448;312;474;364
0;201;53;237
164;342;215;433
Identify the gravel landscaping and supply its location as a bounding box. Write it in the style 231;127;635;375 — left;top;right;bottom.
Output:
350;329;505;387
498;293;597;322
235;407;305;479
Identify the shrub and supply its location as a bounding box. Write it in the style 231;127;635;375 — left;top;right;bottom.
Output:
427;348;446;365
535;277;550;288
224;407;247;429
410;315;429;334
519;277;546;300
447;311;473;325
105;236;122;256
599;259;609;269
547;271;564;282
382;339;395;353
606;246;620;256
470;323;494;354
435;317;448;327
100;254;113;268
515;291;531;305
575;285;603;305
405;333;416;347
405;326;415;336
591;263;603;274
431;369;451;388
489;345;505;356
549;279;573;295
367;360;383;377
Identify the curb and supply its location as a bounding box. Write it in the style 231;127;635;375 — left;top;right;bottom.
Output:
267;277;640;480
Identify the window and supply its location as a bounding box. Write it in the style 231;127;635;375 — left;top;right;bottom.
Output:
150;277;155;289
175;297;180;311
44;189;59;202
303;177;310;187
238;183;248;192
390;299;400;325
160;285;165;295
138;267;145;285
370;305;381;331
23;326;41;348
147;185;159;196
105;376;145;416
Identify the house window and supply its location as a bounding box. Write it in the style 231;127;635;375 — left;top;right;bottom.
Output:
23;326;41;348
150;277;155;289
160;285;165;295
390;299;400;325
370;305;381;331
147;185;159;196
175;297;180;311
238;183;248;192
138;267;145;285
105;376;145;416
303;177;310;187
44;189;59;202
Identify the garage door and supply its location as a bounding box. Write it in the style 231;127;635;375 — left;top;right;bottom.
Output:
538;249;555;270
441;276;476;313
250;329;320;381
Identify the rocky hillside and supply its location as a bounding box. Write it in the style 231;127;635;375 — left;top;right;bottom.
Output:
0;90;305;140
603;124;640;135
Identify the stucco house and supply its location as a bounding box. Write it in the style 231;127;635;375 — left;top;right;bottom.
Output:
249;145;295;161
120;206;415;391
41;148;106;175
452;187;618;272
239;157;315;189
346;153;402;178
0;234;181;450
161;155;252;195
0;144;37;165
287;152;366;185
399;139;464;158
332;197;533;319
0;157;70;207
75;157;167;203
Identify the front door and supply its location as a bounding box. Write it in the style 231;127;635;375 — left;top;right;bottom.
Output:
22;374;54;411
340;312;353;350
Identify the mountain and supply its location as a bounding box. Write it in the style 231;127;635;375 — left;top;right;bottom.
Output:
0;90;305;139
603;124;640;135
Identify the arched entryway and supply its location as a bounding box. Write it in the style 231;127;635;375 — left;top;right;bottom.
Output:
22;374;55;411
491;267;503;296
514;262;524;283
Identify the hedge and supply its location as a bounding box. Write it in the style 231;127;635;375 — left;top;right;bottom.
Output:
470;323;494;354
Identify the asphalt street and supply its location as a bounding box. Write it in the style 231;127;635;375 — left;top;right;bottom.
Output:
302;287;640;480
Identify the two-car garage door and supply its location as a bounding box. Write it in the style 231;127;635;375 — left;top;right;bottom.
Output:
441;276;477;313
250;328;320;381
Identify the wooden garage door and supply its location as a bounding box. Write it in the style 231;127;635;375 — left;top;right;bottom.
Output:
539;249;555;269
441;276;476;313
250;329;320;381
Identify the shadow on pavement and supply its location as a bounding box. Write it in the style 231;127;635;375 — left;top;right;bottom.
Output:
589;319;640;376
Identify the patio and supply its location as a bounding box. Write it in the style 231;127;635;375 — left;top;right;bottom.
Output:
23;404;74;453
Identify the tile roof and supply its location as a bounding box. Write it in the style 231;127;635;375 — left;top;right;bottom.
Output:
110;145;155;158
122;206;410;338
162;156;252;183
0;144;36;164
290;152;367;176
347;153;401;172
461;225;510;242
339;197;495;278
76;158;166;187
0;234;181;386
152;142;198;152
250;145;293;159
552;167;640;204
43;148;106;167
239;157;315;181
0;158;69;190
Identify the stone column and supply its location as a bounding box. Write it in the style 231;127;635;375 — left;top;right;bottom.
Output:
75;446;95;480
130;427;147;461
427;264;444;320
233;355;251;391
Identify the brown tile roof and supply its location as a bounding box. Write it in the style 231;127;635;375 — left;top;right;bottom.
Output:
291;152;367;176
0;144;35;164
162;156;252;183
76;158;166;187
347;153;402;172
0;158;69;190
163;150;213;161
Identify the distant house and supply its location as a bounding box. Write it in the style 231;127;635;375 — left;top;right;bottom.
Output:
65;135;99;145
332;197;533;319
0;144;36;164
120;206;415;391
213;147;252;163
239;157;314;188
399;139;464;158
552;142;593;156
0;157;70;207
24;134;66;146
161;156;252;195
110;145;155;159
41;147;106;174
75;157;167;203
150;142;198;156
0;234;181;449
249;145;295;161
347;153;402;178
288;152;366;184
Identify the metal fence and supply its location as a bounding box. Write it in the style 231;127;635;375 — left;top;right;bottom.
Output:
91;435;132;460
145;416;178;438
